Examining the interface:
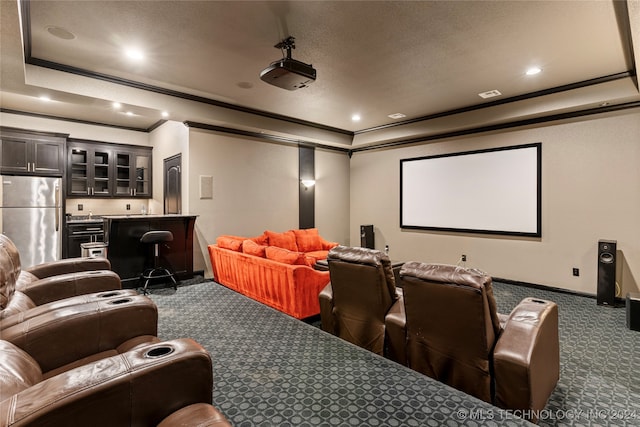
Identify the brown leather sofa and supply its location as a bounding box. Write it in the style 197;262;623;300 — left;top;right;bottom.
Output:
1;234;125;323
0;338;231;426
388;262;559;423
0;233;111;290
1;294;159;374
319;246;402;356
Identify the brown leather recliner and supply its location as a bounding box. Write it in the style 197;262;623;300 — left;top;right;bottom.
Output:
0;338;231;426
1;293;160;375
319;246;403;356
387;262;559;423
1;235;126;323
0;233;112;291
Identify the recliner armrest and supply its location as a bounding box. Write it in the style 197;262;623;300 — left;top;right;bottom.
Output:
384;289;406;365
25;257;111;279
0;295;158;373
0;339;215;427
0;289;137;331
319;282;335;334
19;270;122;306
493;297;560;422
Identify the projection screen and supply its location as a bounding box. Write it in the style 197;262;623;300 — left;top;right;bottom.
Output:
400;143;541;237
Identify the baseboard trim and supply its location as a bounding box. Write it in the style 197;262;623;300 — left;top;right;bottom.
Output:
494;277;626;306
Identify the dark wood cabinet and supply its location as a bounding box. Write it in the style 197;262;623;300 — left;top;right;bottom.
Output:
67;142;111;197
66;139;152;198
0;127;66;177
114;149;151;197
103;215;196;288
65;220;104;258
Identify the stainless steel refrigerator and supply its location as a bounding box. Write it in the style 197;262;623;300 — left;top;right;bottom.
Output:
0;175;62;268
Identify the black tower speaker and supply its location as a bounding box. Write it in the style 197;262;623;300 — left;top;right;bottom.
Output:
627;293;640;331
360;225;374;249
597;239;617;306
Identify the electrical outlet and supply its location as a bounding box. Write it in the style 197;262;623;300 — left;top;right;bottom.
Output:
126;204;131;210
461;254;467;262
573;268;580;277
77;204;83;211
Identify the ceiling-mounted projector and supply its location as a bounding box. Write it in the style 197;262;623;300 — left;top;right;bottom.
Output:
260;36;316;90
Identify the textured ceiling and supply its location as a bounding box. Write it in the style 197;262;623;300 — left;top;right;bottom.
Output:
1;0;639;146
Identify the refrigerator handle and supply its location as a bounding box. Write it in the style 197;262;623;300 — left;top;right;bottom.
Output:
55;182;60;232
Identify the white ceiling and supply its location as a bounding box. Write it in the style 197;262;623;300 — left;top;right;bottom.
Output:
1;0;639;147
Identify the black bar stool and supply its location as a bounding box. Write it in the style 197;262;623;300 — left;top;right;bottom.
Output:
140;230;177;294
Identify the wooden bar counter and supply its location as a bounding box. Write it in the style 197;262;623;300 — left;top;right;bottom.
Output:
103;214;197;288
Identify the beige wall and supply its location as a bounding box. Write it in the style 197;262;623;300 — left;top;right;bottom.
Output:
315;148;351;245
5;109;638;296
187;129;351;278
350;110;640;296
149;121;189;215
0;112;149;146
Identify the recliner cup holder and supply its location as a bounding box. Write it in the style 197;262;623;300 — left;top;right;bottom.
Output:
97;291;121;298
108;298;132;305
144;346;175;358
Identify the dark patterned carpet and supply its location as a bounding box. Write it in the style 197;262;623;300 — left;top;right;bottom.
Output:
146;279;640;426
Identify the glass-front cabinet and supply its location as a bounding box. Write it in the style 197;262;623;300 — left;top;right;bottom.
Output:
66;139;152;198
68;143;111;197
114;150;151;197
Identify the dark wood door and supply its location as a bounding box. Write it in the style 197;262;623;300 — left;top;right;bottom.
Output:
164;154;181;214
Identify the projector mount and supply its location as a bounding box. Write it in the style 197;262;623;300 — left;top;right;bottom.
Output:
274;36;296;59
260;35;317;90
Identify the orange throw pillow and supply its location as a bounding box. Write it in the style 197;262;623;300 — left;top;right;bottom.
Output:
216;236;244;252
243;239;266;257
264;230;298;251
265;246;307;265
292;228;323;252
250;233;269;246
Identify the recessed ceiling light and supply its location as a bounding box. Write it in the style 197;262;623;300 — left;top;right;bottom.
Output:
526;67;542;76
388;113;406;119
478;89;502;99
46;26;75;40
125;48;145;61
39;95;51;102
351;114;361;122
112;102;122;109
161;111;169;118
126;111;134;116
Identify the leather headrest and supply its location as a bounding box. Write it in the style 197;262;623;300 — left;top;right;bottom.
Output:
328;245;388;267
0;340;43;401
0;245;18;310
400;262;491;289
328;245;397;297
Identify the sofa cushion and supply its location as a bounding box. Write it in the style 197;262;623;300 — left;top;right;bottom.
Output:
216;236;244;252
265;246;308;265
306;250;330;261
242;239;267;257
265;230;298;252
249;233;269;246
292;228;325;252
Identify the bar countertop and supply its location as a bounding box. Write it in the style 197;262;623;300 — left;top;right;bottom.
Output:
102;214;197;220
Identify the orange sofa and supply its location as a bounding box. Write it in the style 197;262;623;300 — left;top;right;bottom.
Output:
207;229;338;319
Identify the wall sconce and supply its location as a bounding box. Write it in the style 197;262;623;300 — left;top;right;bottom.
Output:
301;179;316;189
